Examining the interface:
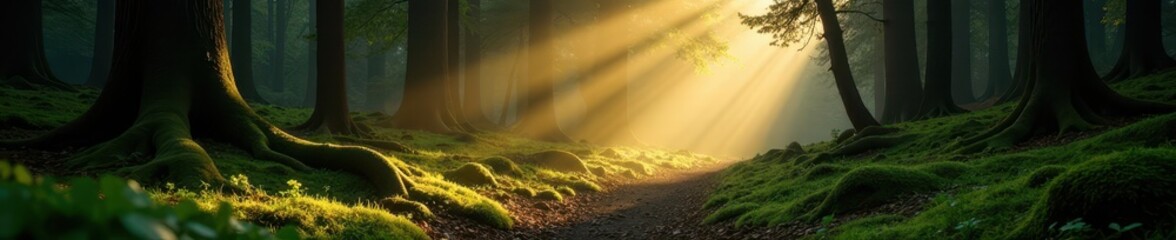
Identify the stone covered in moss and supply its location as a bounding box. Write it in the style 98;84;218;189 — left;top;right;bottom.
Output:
525;151;590;174
535;189;564;202
479;156;523;176
442;163;497;187
1024;165;1067;188
512;187;537;198
615;160;653;176
380;197;435;219
1014;149;1176;238
589;166;608;176
808;166;943;219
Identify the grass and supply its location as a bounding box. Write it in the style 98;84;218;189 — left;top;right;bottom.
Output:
705;70;1176;239
0;85;718;239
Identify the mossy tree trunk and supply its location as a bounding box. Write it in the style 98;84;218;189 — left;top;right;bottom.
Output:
392;0;452;133
960;0;1174;152
1104;0;1176;82
950;0;975;105
83;0;116;88
296;0;369;136
0;0;74;91
519;0;573;142
918;0;966;118
880;0;924;123
3;0;411;197
230;0;267;104
815;0;882;130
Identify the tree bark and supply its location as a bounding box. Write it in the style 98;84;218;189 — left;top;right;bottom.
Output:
390;0;452;133
1104;0;1176;81
519;0;573;142
999;0;1031;104
303;0;317;107
919;0;966;118
296;0;368;135
3;0;410;197
960;0;1174;152
270;0;290;91
951;0;975;105
443;0;474;132
83;0;116;88
816;0;882;130
0;0;74;91
462;0;498;129
230;0;267;103
983;0;1012;101
880;0;924;123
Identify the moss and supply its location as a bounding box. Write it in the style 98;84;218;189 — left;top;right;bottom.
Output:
479;156;523;176
556;186;576;196
809;166;943;219
589;166;608;176
535;189;564;202
1024;165;1067;188
615;160;654;176
1013;149;1176;239
600;148;624;159
379;197;434;219
442;163;498;187
524;151;590;174
512;187;537;198
704;203;759;224
803;164;848;180
915;161;972;178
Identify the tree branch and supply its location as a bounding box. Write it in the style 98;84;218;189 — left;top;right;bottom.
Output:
835;10;884;23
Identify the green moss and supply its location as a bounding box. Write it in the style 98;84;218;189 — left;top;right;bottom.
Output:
615;160;654;176
479;156;523;176
379;197;434;220
409;178;513;229
443;163;498;187
589;166;608;176
535;189;564;202
525;151;590;174
512;187;537;198
704;203;759;224
556;186;576;196
1013;149;1176;239
804;164;848;180
809;166;943;219
915;161;972;178
1024;165;1067;188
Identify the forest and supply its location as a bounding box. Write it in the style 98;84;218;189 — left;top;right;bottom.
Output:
1;0;1175;239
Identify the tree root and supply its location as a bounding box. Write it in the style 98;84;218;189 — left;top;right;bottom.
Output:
333;136;417;154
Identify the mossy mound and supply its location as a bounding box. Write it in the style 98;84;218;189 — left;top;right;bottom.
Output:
535;189;564;202
601;148;624;159
1013;149;1176;238
380;197;435;219
442;163;498;187
479;156;523;176
615;161;654;176
915;161;972;178
760;142;806;162
525;151;590;174
589;166;608;176
512;187;537;198
803;164;848;180
809;166;943;219
1024;165;1067;188
556;186;576;196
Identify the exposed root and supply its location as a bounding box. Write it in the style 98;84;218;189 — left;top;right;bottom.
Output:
333;135;417;154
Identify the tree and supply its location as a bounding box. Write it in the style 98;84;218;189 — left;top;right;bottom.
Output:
742;0;881;130
443;0;475;132
0;0;74;91
231;0;267;103
998;0;1031;104
269;0;291;91
296;0;369;135
462;0;500;129
951;0;975;105
518;0;573;142
918;0;966;118
1103;0;1175;81
304;0;317;107
83;0;116;87
390;0;452;132
2;0;411;197
982;0;1012;101
880;0;924;123
959;0;1173;152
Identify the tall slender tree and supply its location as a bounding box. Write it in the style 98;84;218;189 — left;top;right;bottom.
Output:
999;0;1031;104
983;0;1012;101
303;0;318;107
462;0;499;129
391;0;452;132
1104;0;1175;81
231;0;267;103
83;0;116;87
951;0;975;105
270;0;291;91
519;0;573;142
2;0;411;197
297;0;368;135
960;0;1174;152
880;0;924;123
443;0;474;132
0;0;73;91
919;0;966;118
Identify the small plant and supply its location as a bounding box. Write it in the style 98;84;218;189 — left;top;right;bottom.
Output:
1049;218;1092;238
954;218;982;230
280;179;304;198
815;214;835;234
1109;222;1142;233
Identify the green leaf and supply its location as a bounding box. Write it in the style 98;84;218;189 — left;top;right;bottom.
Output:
12;164;32;185
276;226;301;240
184;222;217;238
1122;223;1142;232
1109;223;1122;231
120;213;177;240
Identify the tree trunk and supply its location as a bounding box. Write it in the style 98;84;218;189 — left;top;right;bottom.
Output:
83;0;116;87
443;0;473;132
874;30;886;118
518;0;572;142
880;0;924;123
303;0;317;107
270;0;290;92
296;0;368;135
578;0;643;144
919;0;966;118
367;50;387;112
0;0;73;91
230;0;266;103
951;0;975;105
999;0;1031;104
816;0;882;130
462;0;498;129
960;0;1174;152
983;0;1012;101
1084;0;1109;68
1104;0;1176;81
3;0;410;197
390;0;452;132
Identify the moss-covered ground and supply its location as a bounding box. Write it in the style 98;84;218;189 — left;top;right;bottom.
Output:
706;70;1176;239
0;86;717;239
